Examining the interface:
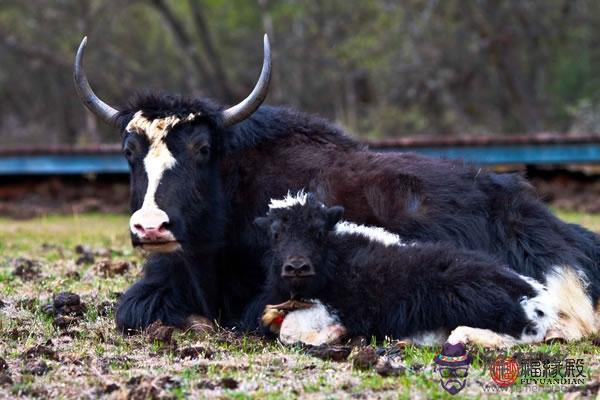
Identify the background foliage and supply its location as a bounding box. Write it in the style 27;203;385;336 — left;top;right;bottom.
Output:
1;0;600;146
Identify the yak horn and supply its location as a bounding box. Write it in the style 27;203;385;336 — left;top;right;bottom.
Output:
73;36;119;126
222;34;272;127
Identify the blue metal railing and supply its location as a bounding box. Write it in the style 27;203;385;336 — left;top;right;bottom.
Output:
1;135;600;175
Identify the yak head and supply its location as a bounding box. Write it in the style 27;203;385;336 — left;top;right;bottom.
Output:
254;191;344;299
73;36;271;253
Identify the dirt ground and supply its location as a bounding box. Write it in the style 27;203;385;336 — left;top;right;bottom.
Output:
0;213;599;399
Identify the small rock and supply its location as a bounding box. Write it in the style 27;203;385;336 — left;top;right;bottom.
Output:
178;346;214;360
65;270;81;280
220;377;239;390
375;359;406;377
197;380;216;390
127;381;159;400
0;357;8;371
103;382;120;394
94;260;130;277
75;245;95;265
0;373;13;386
352;346;379;370
23;344;58;361
53;315;79;330
146;320;175;345
305;345;352;362
11;258;40;281
45;292;86;316
23;360;49;376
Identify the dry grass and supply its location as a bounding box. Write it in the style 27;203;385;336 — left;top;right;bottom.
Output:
0;211;598;399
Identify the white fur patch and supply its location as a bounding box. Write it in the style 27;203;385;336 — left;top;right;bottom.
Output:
127;111;197;230
543;266;596;340
334;221;406;247
279;300;346;346
516;274;557;343
448;326;517;348
268;190;309;210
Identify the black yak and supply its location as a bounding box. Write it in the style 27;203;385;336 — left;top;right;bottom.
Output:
73;35;599;340
249;191;556;347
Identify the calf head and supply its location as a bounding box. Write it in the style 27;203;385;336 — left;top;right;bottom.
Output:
73;35;271;253
255;191;344;299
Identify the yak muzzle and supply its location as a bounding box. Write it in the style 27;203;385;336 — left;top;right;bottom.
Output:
281;257;315;278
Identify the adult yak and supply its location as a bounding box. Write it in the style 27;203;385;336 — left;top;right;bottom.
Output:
74;35;600;342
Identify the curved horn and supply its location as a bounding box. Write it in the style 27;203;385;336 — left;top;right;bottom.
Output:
73;36;119;126
222;34;272;127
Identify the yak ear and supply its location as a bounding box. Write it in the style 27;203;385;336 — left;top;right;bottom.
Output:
325;206;344;229
254;216;271;231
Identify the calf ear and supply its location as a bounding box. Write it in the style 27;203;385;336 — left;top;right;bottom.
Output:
254;217;271;231
326;206;344;229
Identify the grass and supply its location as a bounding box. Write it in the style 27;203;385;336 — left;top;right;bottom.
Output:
0;210;598;398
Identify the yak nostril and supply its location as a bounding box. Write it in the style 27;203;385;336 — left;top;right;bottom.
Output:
157;222;168;232
299;264;311;272
133;224;145;233
283;264;296;274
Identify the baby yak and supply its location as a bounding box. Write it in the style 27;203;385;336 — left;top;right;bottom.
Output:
248;191;556;347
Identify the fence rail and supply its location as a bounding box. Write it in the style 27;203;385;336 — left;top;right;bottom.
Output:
2;134;600;175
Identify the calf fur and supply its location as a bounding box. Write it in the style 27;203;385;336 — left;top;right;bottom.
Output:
245;192;555;344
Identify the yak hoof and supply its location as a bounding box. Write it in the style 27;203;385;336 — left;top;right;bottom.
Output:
185;315;214;334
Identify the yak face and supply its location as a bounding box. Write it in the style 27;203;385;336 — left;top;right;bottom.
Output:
255;192;344;299
123;109;225;253
73;35;271;254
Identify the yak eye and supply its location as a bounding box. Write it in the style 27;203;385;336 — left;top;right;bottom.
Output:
199;145;210;156
123;144;136;162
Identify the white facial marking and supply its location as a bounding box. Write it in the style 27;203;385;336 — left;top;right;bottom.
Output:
268;190;308;210
334;220;407;247
279;300;346;346
127;111;198;226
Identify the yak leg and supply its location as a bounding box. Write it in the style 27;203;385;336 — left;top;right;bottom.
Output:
447;326;517;348
116;255;213;333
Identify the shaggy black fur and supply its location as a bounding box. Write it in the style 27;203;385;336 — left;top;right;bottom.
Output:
112;93;600;333
246;195;539;339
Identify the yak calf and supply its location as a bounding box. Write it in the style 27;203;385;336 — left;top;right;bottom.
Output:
249;191;556;347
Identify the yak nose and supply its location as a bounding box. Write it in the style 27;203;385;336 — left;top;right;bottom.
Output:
130;207;173;242
282;257;315;277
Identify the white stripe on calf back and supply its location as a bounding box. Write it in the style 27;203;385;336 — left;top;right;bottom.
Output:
334;220;406;247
